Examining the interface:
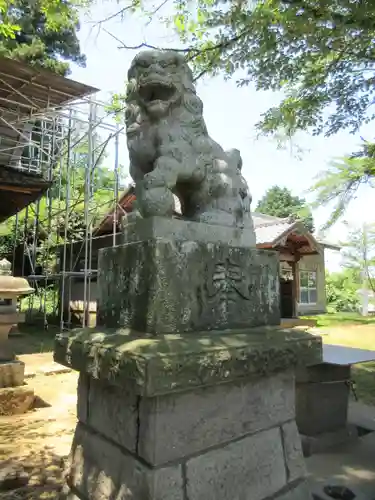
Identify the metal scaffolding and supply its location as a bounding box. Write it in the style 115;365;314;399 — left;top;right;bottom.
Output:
0;57;127;331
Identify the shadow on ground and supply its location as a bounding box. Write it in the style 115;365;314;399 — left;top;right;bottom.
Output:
0;450;67;500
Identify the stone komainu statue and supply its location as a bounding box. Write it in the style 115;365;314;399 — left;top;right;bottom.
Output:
125;49;254;230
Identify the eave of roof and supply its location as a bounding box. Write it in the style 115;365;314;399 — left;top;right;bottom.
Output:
316;240;341;251
0;166;52;222
254;219;321;252
0;57;99;116
93;184;135;236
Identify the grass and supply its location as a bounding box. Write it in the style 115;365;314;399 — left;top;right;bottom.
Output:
302;312;375;406
12;324;59;355
302;312;375;328
351;363;375;406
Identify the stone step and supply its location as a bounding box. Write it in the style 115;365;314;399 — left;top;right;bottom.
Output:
348;401;375;432
24;363;72;378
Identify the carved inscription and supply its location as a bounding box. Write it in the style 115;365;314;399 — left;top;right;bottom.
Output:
194;249;278;328
199;259;273;303
205;257;251;301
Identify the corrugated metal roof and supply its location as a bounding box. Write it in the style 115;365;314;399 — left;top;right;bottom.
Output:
0;57;99;115
252;212;289;227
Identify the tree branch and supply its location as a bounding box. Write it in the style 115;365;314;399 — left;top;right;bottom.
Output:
145;0;171;26
89;4;137;27
109;26;251;67
103;27;189;52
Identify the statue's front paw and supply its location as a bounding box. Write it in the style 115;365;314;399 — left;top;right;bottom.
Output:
138;186;175;218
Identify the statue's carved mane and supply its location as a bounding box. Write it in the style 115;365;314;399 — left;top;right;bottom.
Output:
125;53;208;137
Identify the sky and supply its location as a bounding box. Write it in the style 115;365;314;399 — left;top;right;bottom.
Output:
68;1;374;271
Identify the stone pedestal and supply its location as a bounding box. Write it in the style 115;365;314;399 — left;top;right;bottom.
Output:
296;364;357;456
55;219;322;500
56;327;321;500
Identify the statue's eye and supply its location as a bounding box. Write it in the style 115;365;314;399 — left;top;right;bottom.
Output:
137;58;150;68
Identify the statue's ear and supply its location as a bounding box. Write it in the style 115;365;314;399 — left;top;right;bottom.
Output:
225;148;243;170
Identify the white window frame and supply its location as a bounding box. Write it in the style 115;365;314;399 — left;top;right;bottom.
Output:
299;270;317;305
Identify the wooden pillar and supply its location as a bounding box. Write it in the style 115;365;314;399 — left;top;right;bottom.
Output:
291;252;301;318
291;261;297;318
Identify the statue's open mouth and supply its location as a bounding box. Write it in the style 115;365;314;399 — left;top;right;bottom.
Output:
139;81;176;104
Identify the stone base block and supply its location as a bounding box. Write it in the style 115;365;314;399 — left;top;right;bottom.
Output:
64;368;314;500
0;360;25;388
121;215;256;248
97;238;280;333
0;344;15;362
0;385;34;415
65;421;312;500
77;371;297;466
301;425;358;457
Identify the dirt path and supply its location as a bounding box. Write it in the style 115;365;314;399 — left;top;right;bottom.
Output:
0;356;78;500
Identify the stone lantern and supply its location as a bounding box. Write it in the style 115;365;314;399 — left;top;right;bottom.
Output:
0;258;34;342
0;259;35;415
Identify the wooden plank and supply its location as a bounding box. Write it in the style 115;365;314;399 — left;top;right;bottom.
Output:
0;185;33;194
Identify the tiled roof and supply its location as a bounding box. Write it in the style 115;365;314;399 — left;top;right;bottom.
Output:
252;212;340;250
252;212;295;245
255;221;295;245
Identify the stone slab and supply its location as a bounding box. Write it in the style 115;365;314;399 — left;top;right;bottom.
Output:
138;371;295;466
68;422;183;500
321;344;375;366
348;400;375;432
97;239;280;333
186;427;287;500
54;326;322;396
0;386;34;415
39;364;72;376
296;364;351;384
77;374;88;423
0;360;25;388
301;425;358;457
77;374;139;453
296;380;349;436
122;216;256;247
281;421;307;482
